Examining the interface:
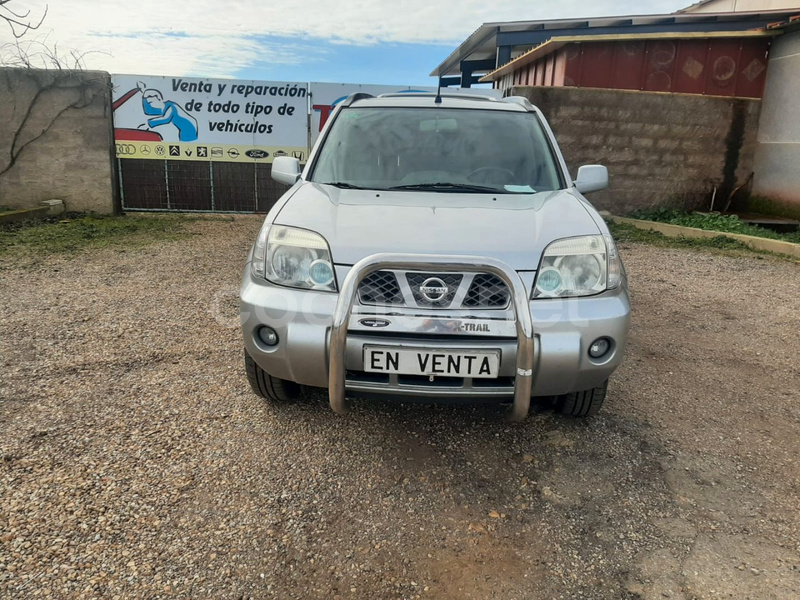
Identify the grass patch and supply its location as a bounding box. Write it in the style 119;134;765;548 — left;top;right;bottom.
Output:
747;195;800;222
607;221;765;254
629;208;800;244
0;213;196;258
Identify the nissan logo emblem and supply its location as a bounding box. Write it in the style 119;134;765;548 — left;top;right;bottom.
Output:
419;277;449;302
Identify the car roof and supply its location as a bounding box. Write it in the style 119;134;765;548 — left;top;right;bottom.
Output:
347;93;536;113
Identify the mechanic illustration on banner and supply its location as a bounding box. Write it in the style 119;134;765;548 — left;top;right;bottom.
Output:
112;81;199;142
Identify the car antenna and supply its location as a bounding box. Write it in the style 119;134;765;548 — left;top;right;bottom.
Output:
435;79;442;105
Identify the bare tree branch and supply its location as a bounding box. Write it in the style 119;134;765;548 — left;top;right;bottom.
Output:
0;1;47;39
0;3;111;184
2;35;105;70
0;71;104;178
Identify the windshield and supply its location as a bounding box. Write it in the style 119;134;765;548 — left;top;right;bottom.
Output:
309;107;564;194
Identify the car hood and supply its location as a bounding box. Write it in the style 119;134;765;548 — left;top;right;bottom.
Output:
274;183;602;270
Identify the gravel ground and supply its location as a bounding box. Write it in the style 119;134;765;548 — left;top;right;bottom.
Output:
1;215;799;600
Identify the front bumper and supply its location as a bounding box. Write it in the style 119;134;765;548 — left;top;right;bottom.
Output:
241;255;631;419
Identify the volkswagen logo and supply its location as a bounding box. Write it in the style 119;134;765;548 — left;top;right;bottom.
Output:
419;277;449;302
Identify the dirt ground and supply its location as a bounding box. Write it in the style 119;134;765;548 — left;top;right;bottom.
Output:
1;215;799;599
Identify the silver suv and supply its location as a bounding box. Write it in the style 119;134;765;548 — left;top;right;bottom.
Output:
240;93;630;420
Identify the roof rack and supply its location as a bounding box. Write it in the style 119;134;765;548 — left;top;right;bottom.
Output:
377;92;498;102
340;92;375;107
501;96;536;112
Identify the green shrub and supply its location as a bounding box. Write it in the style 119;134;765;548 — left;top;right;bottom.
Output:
629;209;800;244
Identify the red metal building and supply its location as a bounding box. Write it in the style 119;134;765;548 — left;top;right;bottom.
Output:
484;32;774;98
431;9;800;99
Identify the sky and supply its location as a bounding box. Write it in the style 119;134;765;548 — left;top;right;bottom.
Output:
2;0;688;85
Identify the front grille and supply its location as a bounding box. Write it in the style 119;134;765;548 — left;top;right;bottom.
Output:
406;273;463;308
358;271;403;305
357;270;510;309
463;274;510;308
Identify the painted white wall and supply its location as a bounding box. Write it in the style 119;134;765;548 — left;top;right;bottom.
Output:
752;29;800;209
681;0;800;13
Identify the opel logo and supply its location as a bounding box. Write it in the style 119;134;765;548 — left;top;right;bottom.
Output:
419;277;448;302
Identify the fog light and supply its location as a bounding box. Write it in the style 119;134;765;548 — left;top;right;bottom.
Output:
588;337;611;359
257;326;279;347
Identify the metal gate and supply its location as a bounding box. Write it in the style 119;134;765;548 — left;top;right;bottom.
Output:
118;158;288;213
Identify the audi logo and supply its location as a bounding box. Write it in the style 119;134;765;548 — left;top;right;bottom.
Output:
116;143;138;156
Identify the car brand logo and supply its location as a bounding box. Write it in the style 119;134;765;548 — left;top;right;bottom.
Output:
228;148;240;158
359;318;391;328
211;147;223;158
419;277;449;302
140;145;151;155
116;143;136;156
273;150;288;158
155;145;165;156
292;150;305;160
245;149;269;159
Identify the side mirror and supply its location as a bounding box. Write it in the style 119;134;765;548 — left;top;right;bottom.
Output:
574;165;608;194
271;156;301;186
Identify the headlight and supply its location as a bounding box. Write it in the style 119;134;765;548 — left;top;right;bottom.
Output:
251;224;336;292
533;234;622;299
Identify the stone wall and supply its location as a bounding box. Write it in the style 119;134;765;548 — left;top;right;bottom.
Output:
0;68;116;214
513;86;761;215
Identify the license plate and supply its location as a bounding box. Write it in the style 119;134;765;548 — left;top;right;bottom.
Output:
364;347;500;379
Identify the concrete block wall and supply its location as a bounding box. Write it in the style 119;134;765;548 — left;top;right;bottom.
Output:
513;86;761;215
0;68;116;214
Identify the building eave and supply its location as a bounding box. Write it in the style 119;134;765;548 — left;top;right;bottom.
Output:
430;25;496;77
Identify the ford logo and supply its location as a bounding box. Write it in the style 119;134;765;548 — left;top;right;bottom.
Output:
245;149;269;159
359;318;390;328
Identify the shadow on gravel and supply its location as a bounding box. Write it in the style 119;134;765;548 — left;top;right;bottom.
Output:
258;389;800;599
256;388;680;598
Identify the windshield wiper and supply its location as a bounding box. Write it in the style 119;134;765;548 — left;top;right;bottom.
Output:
388;182;505;193
321;181;368;190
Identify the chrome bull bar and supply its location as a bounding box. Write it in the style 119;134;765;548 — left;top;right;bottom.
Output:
328;253;536;421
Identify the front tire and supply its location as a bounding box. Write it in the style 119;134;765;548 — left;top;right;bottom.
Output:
558;379;608;417
244;350;301;402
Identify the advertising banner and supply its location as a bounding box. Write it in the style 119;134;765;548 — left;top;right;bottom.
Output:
309;83;502;145
112;75;309;163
